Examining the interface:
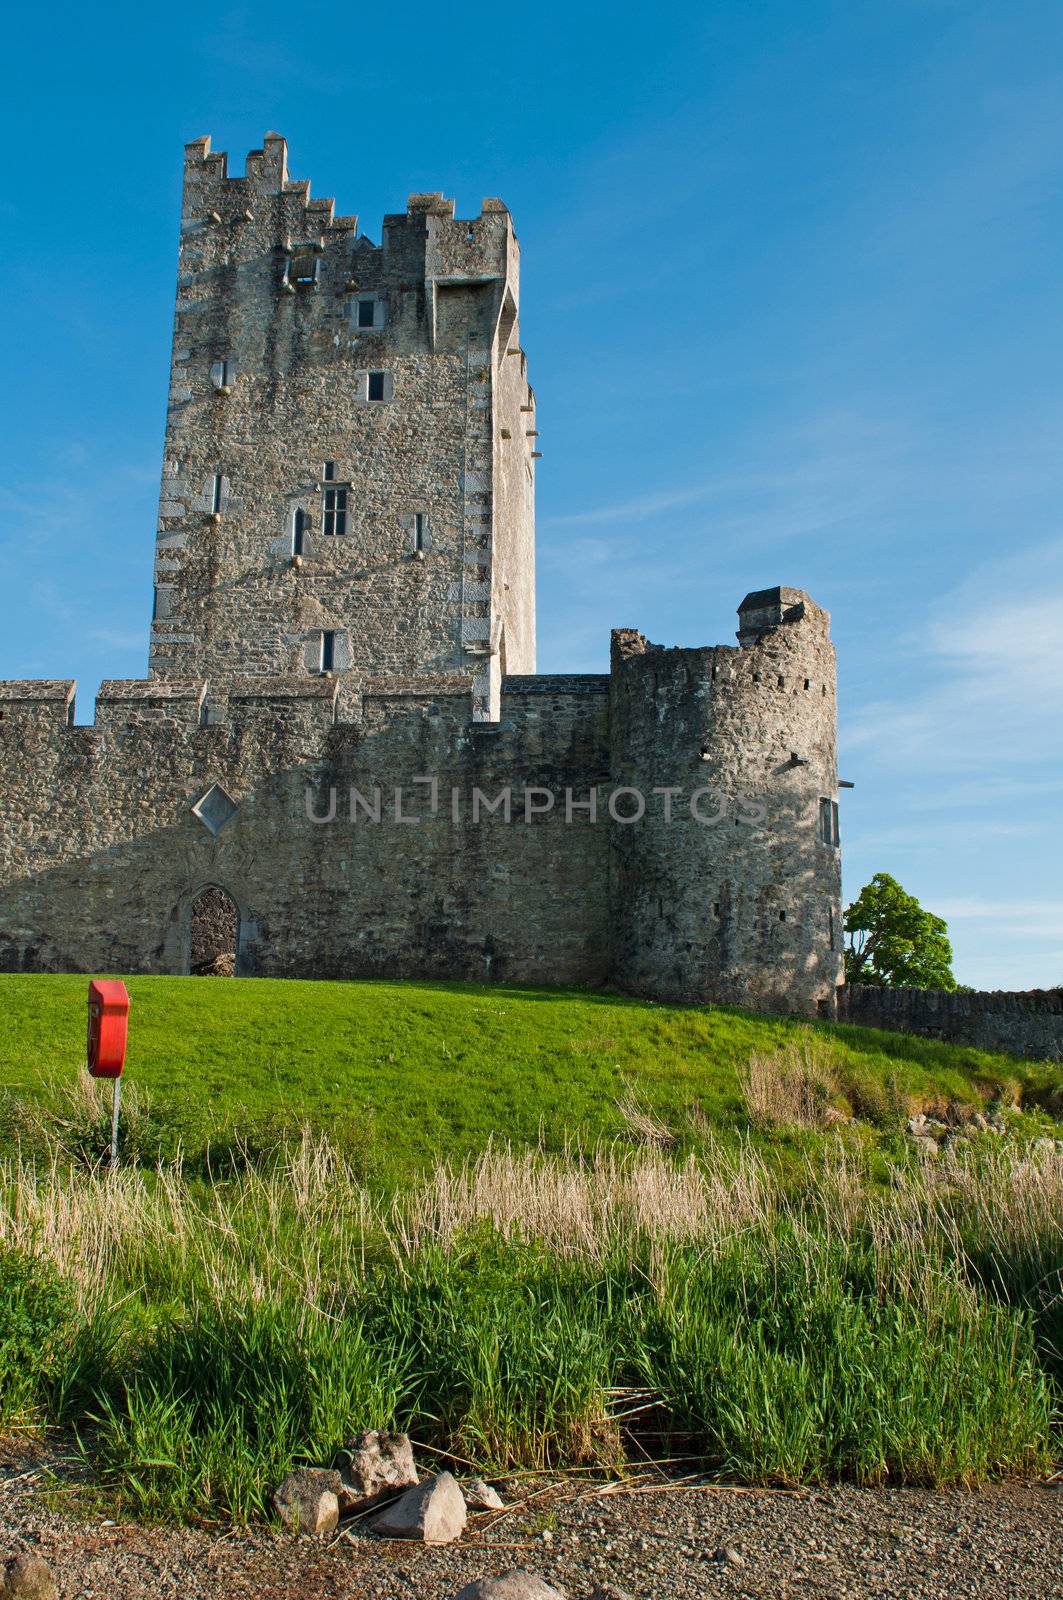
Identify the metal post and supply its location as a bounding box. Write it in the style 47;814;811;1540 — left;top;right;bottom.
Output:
110;1078;121;1166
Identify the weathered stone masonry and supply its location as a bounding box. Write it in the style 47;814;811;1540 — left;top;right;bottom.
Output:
838;985;1063;1063
0;135;846;1015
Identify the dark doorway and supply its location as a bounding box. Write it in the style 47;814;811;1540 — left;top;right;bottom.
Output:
190;886;238;976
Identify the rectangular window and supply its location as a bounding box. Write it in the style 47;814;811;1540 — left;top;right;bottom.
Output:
414;512;425;551
320;630;336;673
367;370;386;402
322;486;348;536
818;797;840;847
357;298;375;329
289;250;318;286
211;474;223;515
292;508;306;556
323;461;335;481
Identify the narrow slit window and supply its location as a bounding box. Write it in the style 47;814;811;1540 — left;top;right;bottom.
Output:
320;630;336;672
322;486;348;536
323;461;336;482
211;474;223;514
818;797;840;847
357;298;375;329
413;512;425;551
367;371;386;402
292;508;306;556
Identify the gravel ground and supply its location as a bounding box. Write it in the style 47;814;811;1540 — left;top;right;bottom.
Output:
0;1444;1060;1599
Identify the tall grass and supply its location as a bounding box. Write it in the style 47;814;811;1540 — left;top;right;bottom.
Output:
88;1302;406;1522
0;1132;1059;1520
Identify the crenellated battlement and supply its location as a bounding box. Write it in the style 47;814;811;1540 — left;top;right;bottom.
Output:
181;134;513;262
0;675;482;734
181;133;357;236
0;680;75;727
95;680;206;727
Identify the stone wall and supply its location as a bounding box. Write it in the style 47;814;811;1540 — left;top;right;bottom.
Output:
838;985;1063;1061
0;594;843;1013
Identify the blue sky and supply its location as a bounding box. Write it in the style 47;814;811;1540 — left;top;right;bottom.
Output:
1;1;1061;987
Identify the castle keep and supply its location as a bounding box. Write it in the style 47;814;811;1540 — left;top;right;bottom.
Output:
0;135;844;1014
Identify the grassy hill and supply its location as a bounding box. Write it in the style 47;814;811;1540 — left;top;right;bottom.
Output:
0;973;1061;1519
0;972;1060;1183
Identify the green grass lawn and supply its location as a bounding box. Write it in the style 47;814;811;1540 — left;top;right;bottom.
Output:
1;972;1062;1514
0;973;1059;1184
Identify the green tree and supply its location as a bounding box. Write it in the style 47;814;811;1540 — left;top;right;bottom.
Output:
844;873;957;990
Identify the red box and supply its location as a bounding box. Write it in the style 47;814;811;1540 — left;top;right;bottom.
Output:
87;980;129;1079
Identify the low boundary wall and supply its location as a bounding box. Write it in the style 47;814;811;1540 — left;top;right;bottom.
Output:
837;985;1063;1062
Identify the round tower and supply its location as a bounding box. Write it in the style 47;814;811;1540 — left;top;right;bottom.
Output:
607;588;842;1016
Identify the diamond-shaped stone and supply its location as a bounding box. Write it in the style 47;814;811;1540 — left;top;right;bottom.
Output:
191;782;239;836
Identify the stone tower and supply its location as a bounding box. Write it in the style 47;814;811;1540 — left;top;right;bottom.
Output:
150;134;536;720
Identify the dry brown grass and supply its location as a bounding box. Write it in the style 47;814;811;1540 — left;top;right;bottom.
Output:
0;1115;1060;1327
615;1084;677;1148
929;1139;1063;1256
399;1137;773;1259
739;1034;844;1130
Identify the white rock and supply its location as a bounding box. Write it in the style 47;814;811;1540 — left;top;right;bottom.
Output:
273;1467;341;1536
373;1470;467;1544
335;1429;418;1511
464;1477;505;1511
451;1572;568;1600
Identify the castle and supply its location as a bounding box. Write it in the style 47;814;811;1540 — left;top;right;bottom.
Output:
0;134;843;1014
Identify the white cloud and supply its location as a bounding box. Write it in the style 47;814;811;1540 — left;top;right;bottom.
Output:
840;538;1063;988
935;896;1063;929
844;538;1063;770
